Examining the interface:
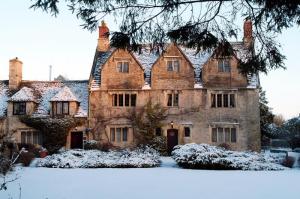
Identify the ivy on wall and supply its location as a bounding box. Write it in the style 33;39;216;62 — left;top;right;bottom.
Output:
20;116;85;154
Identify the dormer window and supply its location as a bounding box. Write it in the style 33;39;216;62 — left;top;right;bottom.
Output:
117;61;129;73
218;59;231;72
53;102;69;115
13;102;26;115
167;60;180;72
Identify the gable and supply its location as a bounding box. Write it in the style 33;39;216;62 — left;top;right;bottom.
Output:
100;49;145;89
151;43;196;89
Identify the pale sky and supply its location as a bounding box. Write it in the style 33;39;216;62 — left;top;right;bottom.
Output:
0;1;299;119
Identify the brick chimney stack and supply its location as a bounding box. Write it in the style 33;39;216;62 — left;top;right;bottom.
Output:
243;17;254;49
97;21;110;52
9;57;23;90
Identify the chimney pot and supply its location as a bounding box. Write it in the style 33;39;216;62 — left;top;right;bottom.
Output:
9;57;23;90
97;20;110;52
243;17;254;48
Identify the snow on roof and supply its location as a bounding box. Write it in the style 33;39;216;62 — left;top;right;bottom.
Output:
90;49;114;90
25;81;88;117
50;86;78;102
232;42;252;63
91;42;254;87
0;82;9;117
179;47;212;83
9;86;36;102
133;47;160;84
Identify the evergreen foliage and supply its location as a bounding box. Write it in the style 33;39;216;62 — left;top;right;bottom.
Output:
128;101;167;147
20;116;85;154
30;0;300;74
259;87;274;138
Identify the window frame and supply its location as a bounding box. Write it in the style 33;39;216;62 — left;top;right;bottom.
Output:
167;93;179;107
184;127;191;137
166;59;180;72
211;127;237;143
109;127;129;143
20;130;42;145
13;102;27;115
218;59;231;72
53;101;70;115
117;61;129;73
112;93;137;107
211;93;236;108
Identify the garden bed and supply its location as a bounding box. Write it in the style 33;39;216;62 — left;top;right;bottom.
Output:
36;147;160;168
172;143;287;170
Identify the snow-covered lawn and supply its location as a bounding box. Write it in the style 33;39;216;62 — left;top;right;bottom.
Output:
1;157;299;199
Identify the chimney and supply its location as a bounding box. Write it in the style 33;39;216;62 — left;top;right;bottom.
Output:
9;57;23;90
243;17;254;48
97;20;110;52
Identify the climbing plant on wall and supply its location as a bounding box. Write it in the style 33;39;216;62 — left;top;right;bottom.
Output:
20;116;85;154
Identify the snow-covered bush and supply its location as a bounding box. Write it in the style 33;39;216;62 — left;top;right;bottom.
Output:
36;147;160;168
172;143;286;170
84;140;100;150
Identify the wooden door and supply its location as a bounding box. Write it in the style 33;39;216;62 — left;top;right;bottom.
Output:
71;131;83;149
167;129;178;155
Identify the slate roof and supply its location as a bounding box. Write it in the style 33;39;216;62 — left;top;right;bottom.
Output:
90;43;259;89
9;87;37;102
50;86;78;102
0;80;88;118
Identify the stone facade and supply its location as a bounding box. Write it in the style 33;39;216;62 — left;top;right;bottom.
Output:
87;20;261;151
0;19;260;152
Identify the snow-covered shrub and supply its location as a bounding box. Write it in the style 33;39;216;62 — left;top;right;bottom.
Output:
36;146;160;168
84;140;100;150
150;136;168;156
172;143;286;170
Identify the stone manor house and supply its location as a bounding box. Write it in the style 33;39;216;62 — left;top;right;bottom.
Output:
0;19;260;153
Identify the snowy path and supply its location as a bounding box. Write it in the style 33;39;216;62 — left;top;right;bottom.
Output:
1;158;300;199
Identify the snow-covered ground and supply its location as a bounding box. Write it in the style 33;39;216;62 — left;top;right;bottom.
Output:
1;157;299;199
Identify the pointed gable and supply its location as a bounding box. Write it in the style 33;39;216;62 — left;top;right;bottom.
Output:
151;43;196;89
50;86;78;102
9;86;37;102
99;48;145;89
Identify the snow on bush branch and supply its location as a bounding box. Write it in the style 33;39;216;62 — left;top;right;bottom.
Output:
37;147;160;168
172;143;286;170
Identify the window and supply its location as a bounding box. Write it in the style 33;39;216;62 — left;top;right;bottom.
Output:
211;127;237;143
218;59;231;72
53;102;69;115
13;102;26;115
155;128;162;136
112;94;137;107
184;127;191;137
21;131;42;145
230;94;235;108
217;94;222;107
211;94;216;108
110;128;115;142
223;94;229;107
122;128;128;142
117;61;129;73
167;60;180;72
110;127;129;143
167;93;179;107
212;128;217;142
211;93;235;108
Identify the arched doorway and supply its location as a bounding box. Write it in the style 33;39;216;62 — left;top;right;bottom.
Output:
167;129;178;155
